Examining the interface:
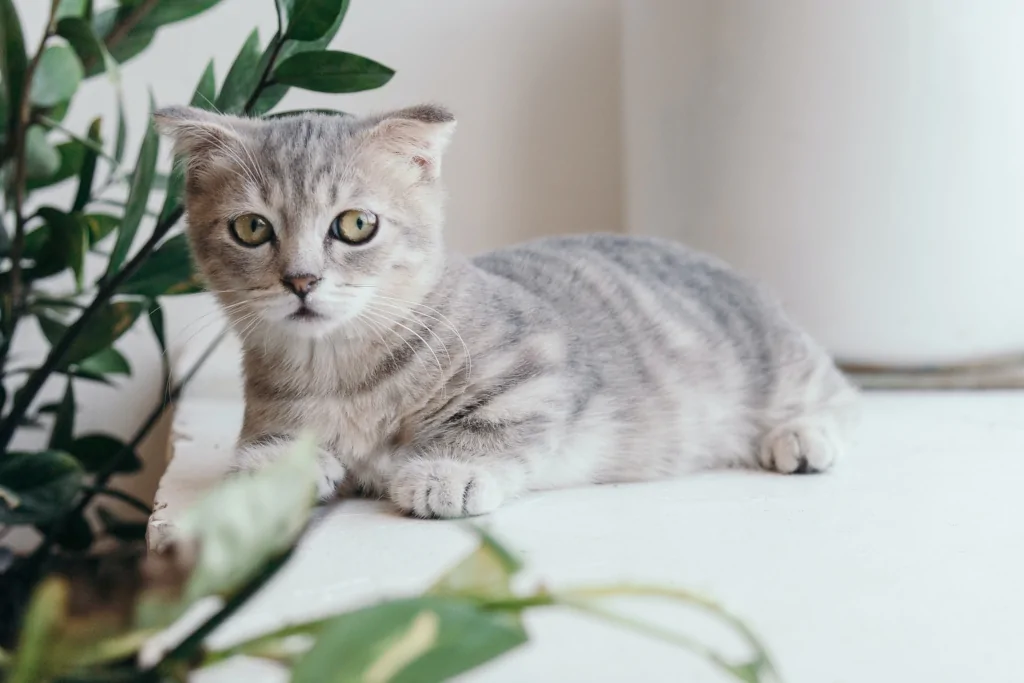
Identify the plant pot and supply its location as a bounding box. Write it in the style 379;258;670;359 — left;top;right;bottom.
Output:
623;1;1024;366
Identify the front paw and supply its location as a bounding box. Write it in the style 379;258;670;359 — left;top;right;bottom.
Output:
232;440;345;502
390;459;505;519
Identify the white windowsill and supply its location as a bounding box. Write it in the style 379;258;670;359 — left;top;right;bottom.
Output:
150;332;1024;683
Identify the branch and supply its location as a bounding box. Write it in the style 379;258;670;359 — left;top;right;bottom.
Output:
4;0;62;343
0;206;183;450
242;32;286;114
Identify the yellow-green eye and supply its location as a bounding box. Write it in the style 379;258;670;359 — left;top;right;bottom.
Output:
330;209;378;245
230;213;274;246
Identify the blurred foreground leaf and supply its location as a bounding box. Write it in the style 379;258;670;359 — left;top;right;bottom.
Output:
0;451;83;524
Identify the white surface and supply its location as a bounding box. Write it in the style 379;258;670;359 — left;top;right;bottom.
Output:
623;0;1024;365
152;333;1024;682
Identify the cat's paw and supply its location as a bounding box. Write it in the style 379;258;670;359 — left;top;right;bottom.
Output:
231;439;345;501
759;421;842;474
389;459;505;519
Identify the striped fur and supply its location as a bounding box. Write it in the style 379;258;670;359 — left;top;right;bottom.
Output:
155;105;857;518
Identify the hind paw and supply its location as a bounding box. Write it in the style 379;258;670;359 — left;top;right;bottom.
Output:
759;422;842;474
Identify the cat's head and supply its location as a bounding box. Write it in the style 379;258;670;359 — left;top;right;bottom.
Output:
154;105;456;340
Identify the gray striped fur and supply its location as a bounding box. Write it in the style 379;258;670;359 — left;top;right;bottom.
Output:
155;104;857;518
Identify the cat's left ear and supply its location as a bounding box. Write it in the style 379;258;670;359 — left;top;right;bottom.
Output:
361;104;456;181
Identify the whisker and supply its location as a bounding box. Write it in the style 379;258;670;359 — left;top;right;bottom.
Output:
370;299;452;367
369;293;472;383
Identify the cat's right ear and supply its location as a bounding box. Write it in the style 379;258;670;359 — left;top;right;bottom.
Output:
153;106;246;177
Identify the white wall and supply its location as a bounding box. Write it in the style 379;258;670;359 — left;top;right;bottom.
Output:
623;0;1024;365
10;0;623;500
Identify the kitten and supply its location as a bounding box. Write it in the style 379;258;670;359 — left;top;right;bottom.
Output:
154;104;857;519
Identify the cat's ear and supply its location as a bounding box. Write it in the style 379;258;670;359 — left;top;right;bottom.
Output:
153;106;249;178
361;104;456;181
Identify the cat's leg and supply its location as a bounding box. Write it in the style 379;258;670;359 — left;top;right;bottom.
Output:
233;434;346;501
389;454;527;518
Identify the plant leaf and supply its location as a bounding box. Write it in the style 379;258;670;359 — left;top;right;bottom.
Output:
272;50;394;94
34;207;89;289
37;300;143;366
85;213;119;246
25;126;61;179
69;434;140;473
134;0;226;32
430;528;523;599
6;577;68;683
215;28;261;114
118;233;201;297
73;118;103;210
56;0;89;20
48;379;76;451
137;435;320;628
159;58;216;222
147;300;167;359
26;139;86;190
77;346;131;376
283;0;347;41
29;44;84;107
45;508;94;551
250;0;349;115
0;451;84;524
291;598;528;683
105;94;159;278
1;0;29;131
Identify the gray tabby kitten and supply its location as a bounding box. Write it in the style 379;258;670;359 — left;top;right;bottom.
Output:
154;104;856;519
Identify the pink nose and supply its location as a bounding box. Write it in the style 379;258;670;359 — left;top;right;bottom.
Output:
282;274;321;299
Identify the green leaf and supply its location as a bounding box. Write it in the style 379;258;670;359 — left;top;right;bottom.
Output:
73;118;103;211
147;300;167;358
0;451;84;524
291;598;527;683
106;94;159;277
77;346;131;376
1;0;28;131
37;300;144;366
85;213;119;245
25;126;61;179
56;0;89;20
284;0;347;41
273;50;393;94
159;58;216;222
430;528;523;599
57;16;103;69
49;379;76;451
137;435;320;629
35;207;89;289
46;508;94;551
118;233;202;297
69;434;140;473
134;0;226;32
215;28;261;114
6;578;68;683
29;44;84;107
26;139;86;190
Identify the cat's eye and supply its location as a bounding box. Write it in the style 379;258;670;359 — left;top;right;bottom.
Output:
230;213;274;247
330;209;378;245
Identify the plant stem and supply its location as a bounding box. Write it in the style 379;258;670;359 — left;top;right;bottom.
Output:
158;549;296;667
86;486;153;516
0;206;183;450
3;0;62;347
36;114;121;168
242;32;286;113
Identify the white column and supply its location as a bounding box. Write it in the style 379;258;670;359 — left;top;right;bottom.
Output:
623;0;1024;366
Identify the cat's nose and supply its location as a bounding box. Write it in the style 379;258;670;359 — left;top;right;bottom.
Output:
282;273;321;299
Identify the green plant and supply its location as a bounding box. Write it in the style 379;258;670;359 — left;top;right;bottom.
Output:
0;437;782;683
0;0;393;642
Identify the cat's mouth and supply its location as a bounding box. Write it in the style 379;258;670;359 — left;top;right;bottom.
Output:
289;305;323;321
